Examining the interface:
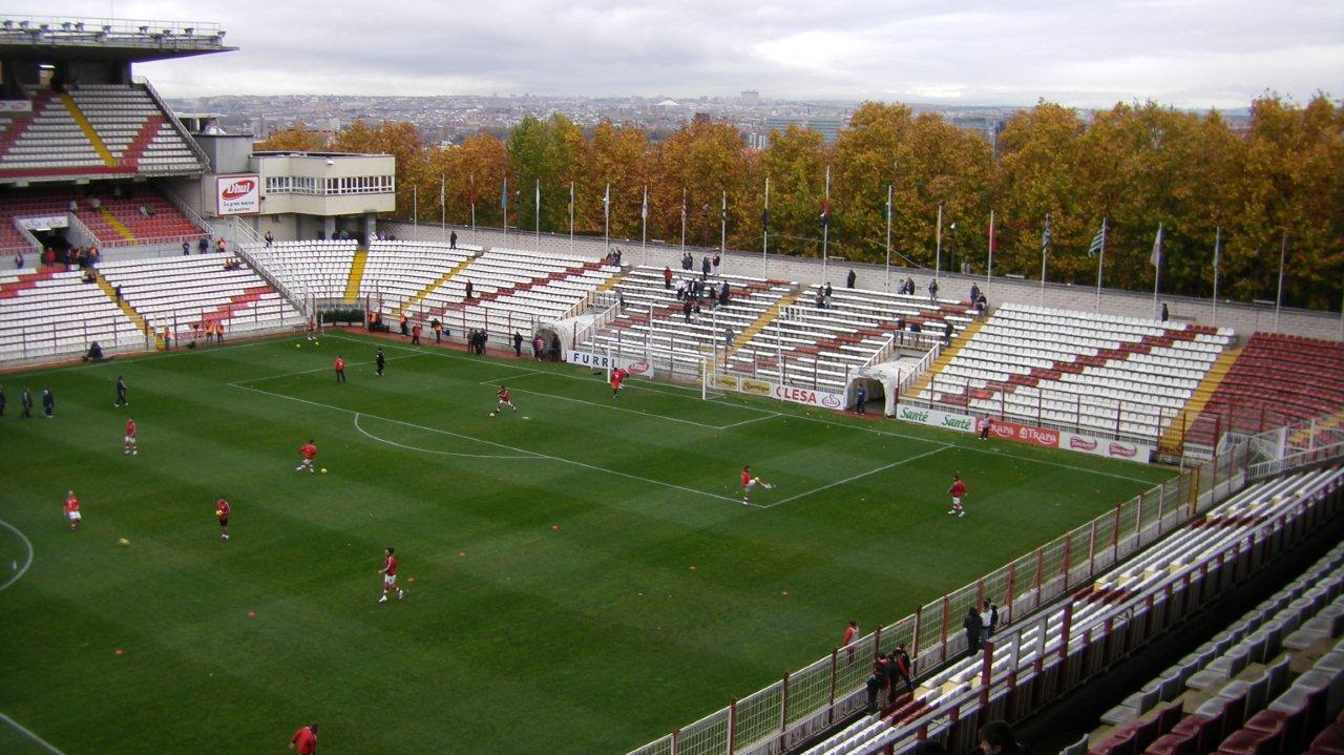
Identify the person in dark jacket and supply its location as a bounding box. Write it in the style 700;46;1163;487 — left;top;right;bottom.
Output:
450;231;458;249
513;331;524;357
0;384;5;416
701;256;711;279
1161;302;1169;322
969;282;981;304
978;720;1026;755
465;280;474;300
889;645;914;696
964;606;983;659
865;656;888;713
855;384;867;414
21;387;32;418
988;601;1000;637
375;347;386;377
846;269;857;288
41;387;54;418
928;278;940;301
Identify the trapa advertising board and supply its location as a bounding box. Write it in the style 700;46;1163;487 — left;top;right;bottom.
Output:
216;174;260;215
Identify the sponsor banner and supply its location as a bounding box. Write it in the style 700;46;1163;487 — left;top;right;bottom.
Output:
564;350;655;378
16;215;68;231
0;100;32;113
714;373;846;410
894;405;976;433
977;418;1060;448
1060;431;1152;462
216;174;260;215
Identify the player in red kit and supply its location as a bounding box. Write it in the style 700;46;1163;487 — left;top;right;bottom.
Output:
123;417;138;456
489;385;517;417
64;490;81;530
289;723;318;754
378;546;405;603
947;472;967;518
333;355;346;383
215;498;231;541
740;465;772;505
296;439;318;473
610;367;626;398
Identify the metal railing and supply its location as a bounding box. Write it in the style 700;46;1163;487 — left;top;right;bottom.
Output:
627;437;1256;755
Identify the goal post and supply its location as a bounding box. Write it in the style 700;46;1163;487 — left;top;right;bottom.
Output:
701;357;727;401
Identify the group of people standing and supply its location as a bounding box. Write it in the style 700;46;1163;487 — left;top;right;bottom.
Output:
0;384;54;418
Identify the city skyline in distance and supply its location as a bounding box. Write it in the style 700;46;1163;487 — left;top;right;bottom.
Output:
32;0;1344;109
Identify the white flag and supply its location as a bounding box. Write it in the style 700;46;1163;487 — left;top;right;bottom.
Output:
641;186;648;220
1150;223;1163;268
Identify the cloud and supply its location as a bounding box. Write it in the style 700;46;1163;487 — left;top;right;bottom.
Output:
32;0;1344;106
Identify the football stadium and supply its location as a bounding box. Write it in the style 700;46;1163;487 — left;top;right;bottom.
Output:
2;12;1343;755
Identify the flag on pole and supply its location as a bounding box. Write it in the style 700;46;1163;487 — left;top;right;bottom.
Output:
1150;223;1163;268
439;176;445;207
721;191;727;222
762;177;770;228
819;199;830;228
569;181;574;212
1041;214;1053;255
1087;220;1106;257
603;183;610;219
535;179;540;213
641;185;648;220
500;177;507;210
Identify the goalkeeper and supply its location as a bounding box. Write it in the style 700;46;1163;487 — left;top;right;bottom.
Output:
740;465;772;505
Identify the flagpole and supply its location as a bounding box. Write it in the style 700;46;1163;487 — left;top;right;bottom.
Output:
762;176;770;279
1211;226;1221;326
934;203;942;282
1095;217;1107;311
1040;213;1050;307
720;190;726;257
1274;231;1286;332
501;176;507;245
603;182;610;253
412;185;417;228
1152;223;1162;319
569;181;575;254
986;209;994;283
884;184;892;292
469;172;476;244
440;176;446;240
535;179;541;252
680;187;686;253
822;166;830;283
642;185;649;252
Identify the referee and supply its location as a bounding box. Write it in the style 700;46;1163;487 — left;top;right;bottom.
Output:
375;347;386;377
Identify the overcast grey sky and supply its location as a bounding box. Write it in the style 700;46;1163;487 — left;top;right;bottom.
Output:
32;0;1344;107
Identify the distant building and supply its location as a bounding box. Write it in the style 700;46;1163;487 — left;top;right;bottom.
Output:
761;116;846;146
740;90;760;104
948;114;1005;149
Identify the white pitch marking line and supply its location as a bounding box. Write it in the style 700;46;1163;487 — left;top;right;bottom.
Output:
229;353;430;386
720;414;783;429
506;387;736;430
354;414;537;460
325;333;1160;485
758;445;953;509
0;519;33;593
0;713;67;755
477;369;550;385
230;383;746;507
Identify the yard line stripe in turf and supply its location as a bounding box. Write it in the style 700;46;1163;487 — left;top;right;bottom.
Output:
720;414;783;429
230;383;754;507
0;714;66;755
315;334;1165;485
506;387;741;430
230;353;431;386
758;445;953;509
0;519;34;592
354;413;537;459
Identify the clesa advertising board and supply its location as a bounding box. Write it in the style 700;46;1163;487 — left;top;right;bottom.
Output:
216;175;260;215
564;350;656;379
715;373;846;410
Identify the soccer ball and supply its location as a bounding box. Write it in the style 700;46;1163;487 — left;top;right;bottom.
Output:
295;344;301;349
320;468;328;474
489;412;497;417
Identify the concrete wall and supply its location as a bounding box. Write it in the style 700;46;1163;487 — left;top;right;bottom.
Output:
385;221;1344;342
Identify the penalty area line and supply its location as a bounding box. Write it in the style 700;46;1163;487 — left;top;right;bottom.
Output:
230;383;749;508
0;713;66;755
0;518;34;593
758;445;953;509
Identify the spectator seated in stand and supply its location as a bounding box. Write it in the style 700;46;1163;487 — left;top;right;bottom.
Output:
82;341;105;362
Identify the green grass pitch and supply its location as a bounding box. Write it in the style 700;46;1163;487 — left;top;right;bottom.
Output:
0;331;1175;753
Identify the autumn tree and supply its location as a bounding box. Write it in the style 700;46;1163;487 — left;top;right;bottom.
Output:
759;125;829;259
253;123;328;152
654;119;751;250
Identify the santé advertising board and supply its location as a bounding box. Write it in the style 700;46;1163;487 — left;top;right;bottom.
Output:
894;405;976;433
216;175;260;215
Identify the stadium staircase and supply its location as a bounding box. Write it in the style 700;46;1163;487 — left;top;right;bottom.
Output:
394;253;477;317
0;269;59;299
342;247;369;303
97;206;137;241
93;272;150;334
595;267;631;294
902;317;985;398
0;95;42;158
120;115;167;167
1158;346;1243;457
58;94;117;167
727;288;802;361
